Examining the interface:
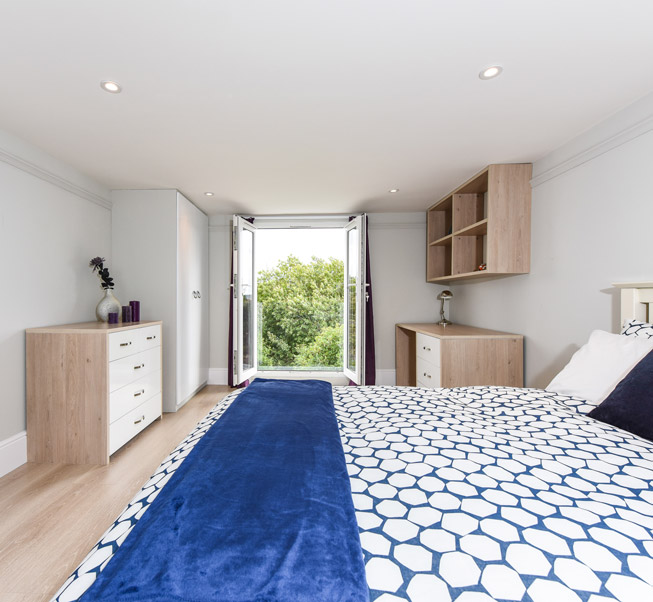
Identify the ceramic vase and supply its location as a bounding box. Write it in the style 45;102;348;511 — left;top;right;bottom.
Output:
96;288;121;322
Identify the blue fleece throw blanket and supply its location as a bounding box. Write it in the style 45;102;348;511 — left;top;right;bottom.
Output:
82;379;369;602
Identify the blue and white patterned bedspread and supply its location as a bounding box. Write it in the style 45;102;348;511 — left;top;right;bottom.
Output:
55;385;653;602
334;386;653;602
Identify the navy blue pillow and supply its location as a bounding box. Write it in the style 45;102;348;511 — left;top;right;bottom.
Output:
588;349;653;442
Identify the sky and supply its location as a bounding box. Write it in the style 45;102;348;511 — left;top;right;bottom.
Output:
256;228;345;273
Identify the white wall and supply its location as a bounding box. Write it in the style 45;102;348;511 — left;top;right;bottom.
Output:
451;93;653;388
207;212;445;385
0;130;111;452
208;215;232;385
368;213;446;383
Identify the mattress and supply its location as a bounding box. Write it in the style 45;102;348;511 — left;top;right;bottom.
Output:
55;384;653;602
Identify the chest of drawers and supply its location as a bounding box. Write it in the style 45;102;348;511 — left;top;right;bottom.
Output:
26;321;162;464
396;323;523;388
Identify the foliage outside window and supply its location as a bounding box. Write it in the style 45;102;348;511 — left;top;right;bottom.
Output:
257;255;344;370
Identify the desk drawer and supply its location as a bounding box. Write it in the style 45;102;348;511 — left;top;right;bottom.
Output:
416;333;440;366
417;355;440;388
109;347;161;392
110;369;162;424
109;392;161;455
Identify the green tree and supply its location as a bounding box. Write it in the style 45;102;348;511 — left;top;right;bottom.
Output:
257;256;344;368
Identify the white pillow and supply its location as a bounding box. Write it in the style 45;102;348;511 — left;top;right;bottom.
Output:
546;330;653;406
622;319;653;339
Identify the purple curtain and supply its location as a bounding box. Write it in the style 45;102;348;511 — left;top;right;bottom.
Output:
364;215;376;385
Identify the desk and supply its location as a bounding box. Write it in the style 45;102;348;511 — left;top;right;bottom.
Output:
395;323;523;388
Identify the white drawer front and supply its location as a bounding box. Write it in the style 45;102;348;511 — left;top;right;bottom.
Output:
137;325;161;352
109;347;161;392
109;330;139;361
109;392;162;455
110;369;162;424
416;333;440;366
416;355;441;388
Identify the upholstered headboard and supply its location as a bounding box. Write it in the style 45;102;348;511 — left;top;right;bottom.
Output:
613;281;653;325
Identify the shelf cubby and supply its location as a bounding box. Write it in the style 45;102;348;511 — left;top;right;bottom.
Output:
427;196;452;243
426;164;531;283
427;240;452;281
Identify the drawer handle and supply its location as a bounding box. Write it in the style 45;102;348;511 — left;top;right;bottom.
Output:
146;335;156;340
134;363;145;370
423;346;431;351
134;389;145;397
120;342;132;347
423;372;431;378
134;415;145;425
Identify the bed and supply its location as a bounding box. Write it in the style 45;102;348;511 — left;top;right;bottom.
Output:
53;284;653;602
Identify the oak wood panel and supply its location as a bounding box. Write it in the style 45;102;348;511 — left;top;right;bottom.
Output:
27;320;162;334
27;332;108;464
396;323;521;339
486;163;532;273
440;338;523;387
452;235;484;275
395;325;417;386
427;204;451;243
0;386;231;601
427;244;452;280
453;193;484;232
455;218;487;237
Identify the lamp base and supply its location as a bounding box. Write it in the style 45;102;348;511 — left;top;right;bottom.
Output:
437;318;452;326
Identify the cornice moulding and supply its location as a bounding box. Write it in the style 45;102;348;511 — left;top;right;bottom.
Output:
0;146;112;210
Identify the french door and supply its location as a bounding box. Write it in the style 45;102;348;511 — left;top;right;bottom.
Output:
232;216;257;385
343;215;366;384
232;214;367;385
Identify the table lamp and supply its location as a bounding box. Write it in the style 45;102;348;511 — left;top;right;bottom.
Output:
437;290;453;326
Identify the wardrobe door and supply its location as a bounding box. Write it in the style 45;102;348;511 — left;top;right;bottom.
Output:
176;193;208;406
197;204;209;387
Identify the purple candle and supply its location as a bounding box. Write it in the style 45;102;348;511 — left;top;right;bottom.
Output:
122;305;132;323
108;312;119;324
130;300;140;322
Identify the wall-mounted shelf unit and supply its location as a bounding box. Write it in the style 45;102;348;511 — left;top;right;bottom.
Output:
427;164;532;283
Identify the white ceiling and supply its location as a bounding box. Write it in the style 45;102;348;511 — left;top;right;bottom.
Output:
1;1;652;215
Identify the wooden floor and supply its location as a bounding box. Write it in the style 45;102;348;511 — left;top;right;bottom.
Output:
0;385;232;602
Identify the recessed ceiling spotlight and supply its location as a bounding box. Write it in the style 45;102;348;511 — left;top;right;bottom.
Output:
204;192;214;196
100;80;122;93
389;188;399;193
479;65;503;80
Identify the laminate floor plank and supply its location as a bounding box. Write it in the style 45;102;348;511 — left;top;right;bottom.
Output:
0;385;231;599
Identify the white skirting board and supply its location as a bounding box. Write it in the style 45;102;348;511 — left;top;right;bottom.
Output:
208;368;229;385
208;368;396;386
0;431;27;478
